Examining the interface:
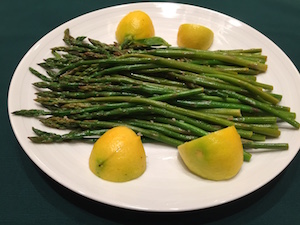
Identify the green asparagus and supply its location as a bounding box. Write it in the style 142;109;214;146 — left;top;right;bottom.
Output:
12;29;300;163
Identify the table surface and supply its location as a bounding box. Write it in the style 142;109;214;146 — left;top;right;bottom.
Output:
1;0;300;224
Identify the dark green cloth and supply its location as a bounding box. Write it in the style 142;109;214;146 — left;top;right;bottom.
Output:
1;0;299;224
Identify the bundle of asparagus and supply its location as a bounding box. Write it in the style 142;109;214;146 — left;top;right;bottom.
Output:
13;29;300;161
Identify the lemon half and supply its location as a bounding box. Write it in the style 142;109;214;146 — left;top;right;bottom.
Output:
178;126;243;181
89;126;146;182
115;10;155;44
177;23;214;50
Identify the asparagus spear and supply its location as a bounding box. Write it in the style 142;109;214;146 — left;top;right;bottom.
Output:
12;29;299;157
141;49;268;72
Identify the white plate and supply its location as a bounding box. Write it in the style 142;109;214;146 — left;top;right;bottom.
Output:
8;2;300;212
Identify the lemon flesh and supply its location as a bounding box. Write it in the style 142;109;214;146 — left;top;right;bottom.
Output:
178;126;243;181
89;126;146;182
115;10;155;44
177;23;214;50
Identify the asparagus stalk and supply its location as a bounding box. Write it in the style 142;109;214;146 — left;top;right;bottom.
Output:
222;90;300;128
30;125;252;162
12;29;299;158
125;54;278;104
141;49;268;72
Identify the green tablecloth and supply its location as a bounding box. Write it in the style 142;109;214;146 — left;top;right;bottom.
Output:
1;0;299;224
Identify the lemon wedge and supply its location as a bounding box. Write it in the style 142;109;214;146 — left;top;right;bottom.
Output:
177;23;214;50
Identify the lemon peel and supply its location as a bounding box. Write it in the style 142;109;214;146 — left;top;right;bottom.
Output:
89;126;146;182
178;126;243;181
115;10;155;44
177;23;214;50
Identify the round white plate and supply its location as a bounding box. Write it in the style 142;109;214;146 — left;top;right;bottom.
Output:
8;2;300;212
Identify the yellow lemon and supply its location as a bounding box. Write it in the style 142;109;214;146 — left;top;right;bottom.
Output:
89;126;146;182
178;126;243;181
115;10;155;44
177;23;214;50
